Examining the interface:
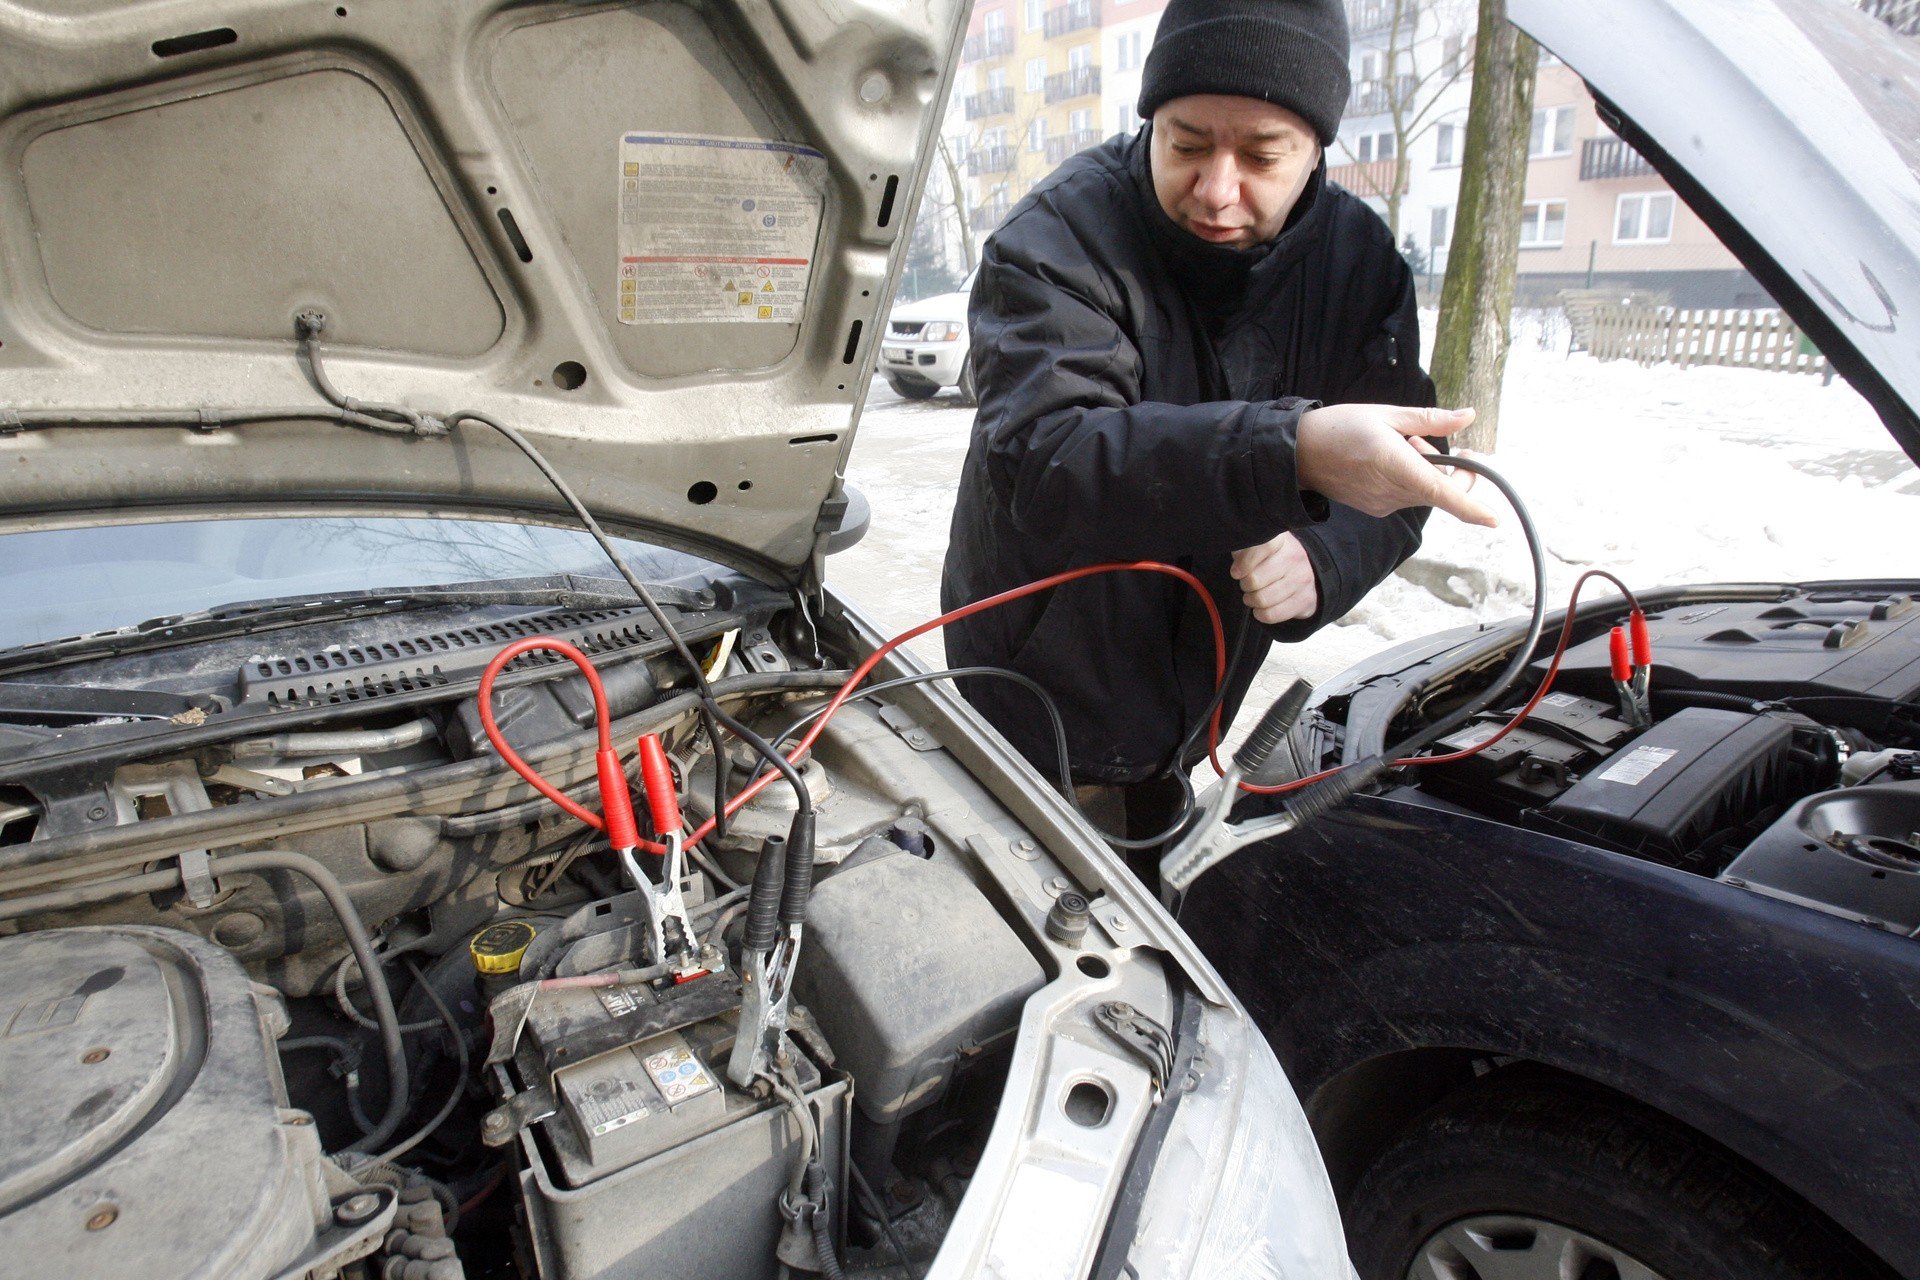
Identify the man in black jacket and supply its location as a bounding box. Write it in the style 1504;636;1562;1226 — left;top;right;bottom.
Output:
940;0;1493;851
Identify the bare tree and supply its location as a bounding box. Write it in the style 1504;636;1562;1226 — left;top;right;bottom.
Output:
1332;0;1475;239
911;90;1058;280
1429;0;1535;453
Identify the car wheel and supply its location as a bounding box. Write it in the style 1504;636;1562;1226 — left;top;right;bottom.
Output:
956;357;977;406
1346;1073;1878;1280
886;376;938;401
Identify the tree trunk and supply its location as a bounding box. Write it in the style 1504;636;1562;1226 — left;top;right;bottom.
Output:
936;133;978;273
1430;0;1537;453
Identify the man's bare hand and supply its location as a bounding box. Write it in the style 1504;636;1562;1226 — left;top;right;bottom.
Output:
1295;404;1498;527
1232;531;1319;624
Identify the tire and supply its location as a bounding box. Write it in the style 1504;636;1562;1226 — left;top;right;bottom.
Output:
956;356;977;406
1346;1072;1880;1280
886;375;938;401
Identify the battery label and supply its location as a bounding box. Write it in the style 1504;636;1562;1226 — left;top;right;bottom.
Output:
1540;692;1580;708
639;1036;719;1108
1596;745;1678;786
573;1071;653;1137
616;133;826;324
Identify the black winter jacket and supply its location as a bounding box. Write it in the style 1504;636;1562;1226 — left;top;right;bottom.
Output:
940;128;1435;784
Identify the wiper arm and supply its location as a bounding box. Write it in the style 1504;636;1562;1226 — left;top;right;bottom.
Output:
0;682;220;726
0;575;713;677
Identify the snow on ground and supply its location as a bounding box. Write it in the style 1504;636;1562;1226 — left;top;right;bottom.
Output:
829;320;1915;754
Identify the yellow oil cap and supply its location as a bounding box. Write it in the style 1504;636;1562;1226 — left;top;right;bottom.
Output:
469;920;537;976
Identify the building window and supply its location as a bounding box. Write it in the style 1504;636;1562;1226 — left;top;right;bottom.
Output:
1068;43;1093;71
1352;130;1396;163
1028;117;1048;152
1070;107;1093;134
984;9;1006;37
1026;57;1046;91
1434;122;1459;166
1519;198;1566;247
1358;50;1383;82
1115;30;1144;71
987;66;1008;92
1117;102;1140;134
1442;34;1465;77
1430;205;1452;253
1614;191;1675;244
1024;0;1043;29
1529;104;1574;158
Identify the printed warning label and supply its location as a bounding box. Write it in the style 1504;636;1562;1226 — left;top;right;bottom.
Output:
617;133;826;324
1540;692;1581;709
1596;745;1678;786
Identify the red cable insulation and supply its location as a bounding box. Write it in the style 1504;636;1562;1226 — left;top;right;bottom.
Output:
476;562;1639;849
1239;567;1643;794
477;637;660;853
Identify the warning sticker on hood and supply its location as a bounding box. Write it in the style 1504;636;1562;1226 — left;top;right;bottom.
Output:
617;133;826;325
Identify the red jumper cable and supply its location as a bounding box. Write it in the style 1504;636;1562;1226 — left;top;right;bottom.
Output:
477;638;701;971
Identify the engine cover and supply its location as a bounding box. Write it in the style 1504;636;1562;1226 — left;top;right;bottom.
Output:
0;926;336;1279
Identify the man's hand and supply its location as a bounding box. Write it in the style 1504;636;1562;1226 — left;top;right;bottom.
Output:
1295;404;1498;527
1232;532;1319;624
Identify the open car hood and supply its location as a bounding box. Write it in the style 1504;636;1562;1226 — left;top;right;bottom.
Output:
0;0;965;578
1511;0;1920;467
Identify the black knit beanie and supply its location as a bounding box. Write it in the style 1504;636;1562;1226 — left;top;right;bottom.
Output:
1136;0;1350;145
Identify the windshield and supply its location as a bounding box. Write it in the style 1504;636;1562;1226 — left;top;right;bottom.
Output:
0;516;723;652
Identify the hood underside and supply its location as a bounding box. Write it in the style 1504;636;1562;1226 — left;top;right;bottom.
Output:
1512;0;1920;466
0;0;965;574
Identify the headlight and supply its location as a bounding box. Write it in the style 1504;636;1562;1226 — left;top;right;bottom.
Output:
1120;1004;1351;1279
920;321;962;342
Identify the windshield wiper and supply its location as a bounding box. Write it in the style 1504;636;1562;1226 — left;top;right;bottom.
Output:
0;574;714;678
0;682;222;726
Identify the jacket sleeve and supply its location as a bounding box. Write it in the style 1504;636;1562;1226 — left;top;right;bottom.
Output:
968;206;1328;561
1264;252;1438;644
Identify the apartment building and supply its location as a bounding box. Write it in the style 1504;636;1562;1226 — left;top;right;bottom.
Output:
949;0;1168;238
1337;1;1758;306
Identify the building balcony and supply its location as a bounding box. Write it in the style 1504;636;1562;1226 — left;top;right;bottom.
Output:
1044;129;1102;165
1327;156;1407;198
964;87;1016;120
967;146;1016;177
962;28;1016;61
1044;66;1101;104
1580;136;1658;181
1345;74;1415;117
1043;0;1100;39
1346;0;1418;38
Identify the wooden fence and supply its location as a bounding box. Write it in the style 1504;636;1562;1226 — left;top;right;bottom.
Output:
1586;304;1828;375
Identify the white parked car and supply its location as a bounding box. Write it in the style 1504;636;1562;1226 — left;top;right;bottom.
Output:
882;277;976;403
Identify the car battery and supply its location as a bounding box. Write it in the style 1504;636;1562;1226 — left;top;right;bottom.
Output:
1421;692;1637;810
498;973;848;1280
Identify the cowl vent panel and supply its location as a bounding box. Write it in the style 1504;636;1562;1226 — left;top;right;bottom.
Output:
240;607;663;709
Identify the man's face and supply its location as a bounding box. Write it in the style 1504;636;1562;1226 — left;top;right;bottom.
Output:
1150;96;1321;249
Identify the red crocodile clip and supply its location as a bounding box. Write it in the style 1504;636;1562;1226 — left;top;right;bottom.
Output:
1609;626;1632;684
636;733;681;842
1629;609;1652;671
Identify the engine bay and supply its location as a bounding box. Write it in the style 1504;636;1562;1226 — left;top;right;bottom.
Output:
1318;585;1920;932
0;577;1171;1280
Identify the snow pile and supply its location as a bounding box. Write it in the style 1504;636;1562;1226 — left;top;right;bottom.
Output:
835;333;1916;696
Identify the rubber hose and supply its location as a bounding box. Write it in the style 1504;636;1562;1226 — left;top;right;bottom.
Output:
0;867;183;922
213;850;410;1153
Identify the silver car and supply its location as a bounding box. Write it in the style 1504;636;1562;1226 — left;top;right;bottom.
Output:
0;3;1343;1278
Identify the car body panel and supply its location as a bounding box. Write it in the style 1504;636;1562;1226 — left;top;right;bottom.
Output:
1180;793;1920;1276
1509;0;1920;462
0;0;966;573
